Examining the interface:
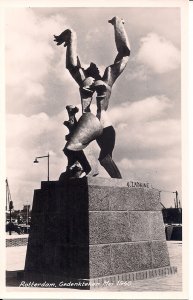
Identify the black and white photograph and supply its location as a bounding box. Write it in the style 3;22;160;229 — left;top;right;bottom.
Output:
0;0;189;299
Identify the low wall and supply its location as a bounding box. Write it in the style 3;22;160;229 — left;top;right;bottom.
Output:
6;235;28;247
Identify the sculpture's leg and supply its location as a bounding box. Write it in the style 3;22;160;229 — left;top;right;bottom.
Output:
63;147;78;171
75;150;92;174
63;148;91;175
96;126;122;179
99;154;122;179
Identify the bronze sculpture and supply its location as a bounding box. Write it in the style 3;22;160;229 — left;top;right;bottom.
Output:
54;16;130;178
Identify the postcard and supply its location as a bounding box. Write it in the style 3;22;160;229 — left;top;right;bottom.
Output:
0;0;189;299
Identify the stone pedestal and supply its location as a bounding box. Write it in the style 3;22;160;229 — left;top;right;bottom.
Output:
24;177;176;289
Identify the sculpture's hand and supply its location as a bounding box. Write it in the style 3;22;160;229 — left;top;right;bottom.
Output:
108;16;125;25
53;29;72;47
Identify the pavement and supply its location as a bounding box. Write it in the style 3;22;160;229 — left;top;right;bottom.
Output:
7;246;27;271
5;241;182;292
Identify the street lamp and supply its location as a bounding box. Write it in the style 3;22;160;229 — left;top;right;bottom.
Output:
33;152;50;181
9;200;14;235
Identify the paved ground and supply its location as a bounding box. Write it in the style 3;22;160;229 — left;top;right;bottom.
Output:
6;241;182;292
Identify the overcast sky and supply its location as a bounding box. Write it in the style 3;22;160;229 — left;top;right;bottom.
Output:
5;7;181;209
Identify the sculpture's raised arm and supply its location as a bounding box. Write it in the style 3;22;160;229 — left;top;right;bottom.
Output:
102;16;131;86
109;16;130;58
54;29;97;113
54;29;86;85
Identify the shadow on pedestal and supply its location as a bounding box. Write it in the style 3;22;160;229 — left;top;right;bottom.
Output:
24;177;90;288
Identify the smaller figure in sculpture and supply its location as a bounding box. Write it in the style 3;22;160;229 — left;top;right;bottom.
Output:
54;16;131;179
63;105;92;178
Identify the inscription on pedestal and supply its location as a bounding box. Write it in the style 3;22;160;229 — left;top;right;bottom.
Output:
127;181;150;188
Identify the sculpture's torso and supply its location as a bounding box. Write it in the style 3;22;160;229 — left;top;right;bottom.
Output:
79;74;113;128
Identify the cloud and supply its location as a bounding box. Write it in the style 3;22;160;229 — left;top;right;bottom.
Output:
126;64;147;81
136;33;180;74
118;156;181;197
6;111;65;207
109;96;180;156
109;95;172;125
108;96;181;201
5;9;70;114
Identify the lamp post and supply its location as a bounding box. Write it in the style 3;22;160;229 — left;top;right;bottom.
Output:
33;152;50;181
9;200;13;235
